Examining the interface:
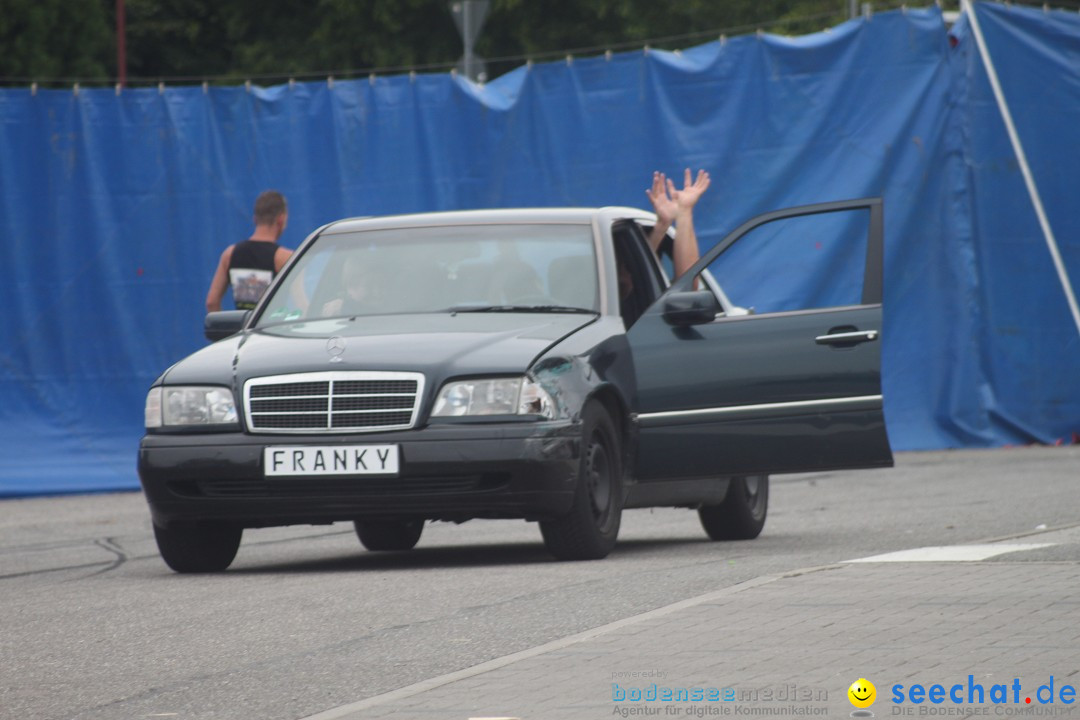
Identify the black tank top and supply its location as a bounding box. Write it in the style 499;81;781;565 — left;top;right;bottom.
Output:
228;240;279;310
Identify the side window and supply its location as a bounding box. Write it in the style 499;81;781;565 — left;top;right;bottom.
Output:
612;222;663;329
704;209;871;314
634;221;676;284
634;219;728;311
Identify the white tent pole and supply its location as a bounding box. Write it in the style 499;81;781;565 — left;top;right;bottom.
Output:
962;0;1080;338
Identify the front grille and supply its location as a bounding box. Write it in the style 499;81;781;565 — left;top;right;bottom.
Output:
331;411;413;428
251;397;329;413
251;381;328;398
244;372;424;434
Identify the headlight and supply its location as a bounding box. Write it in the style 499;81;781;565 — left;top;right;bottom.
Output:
145;386;238;428
432;377;554;419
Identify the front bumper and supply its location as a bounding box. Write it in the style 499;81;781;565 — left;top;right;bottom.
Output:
138;420;580;528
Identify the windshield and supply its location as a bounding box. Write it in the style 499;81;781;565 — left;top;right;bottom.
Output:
256;223;599;326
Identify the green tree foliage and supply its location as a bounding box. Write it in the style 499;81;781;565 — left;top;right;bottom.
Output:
0;0;113;81
478;0;854;77
124;0;233;80
0;0;878;86
122;0;461;80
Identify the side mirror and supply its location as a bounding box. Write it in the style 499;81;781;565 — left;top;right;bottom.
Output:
205;310;251;341
662;290;721;326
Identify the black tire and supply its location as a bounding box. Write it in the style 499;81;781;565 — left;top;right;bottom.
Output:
698;475;769;540
354;519;424;551
540;402;623;560
152;521;242;573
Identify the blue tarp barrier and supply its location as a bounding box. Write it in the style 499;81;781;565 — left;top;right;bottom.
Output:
1;3;1077;496
943;4;1080;446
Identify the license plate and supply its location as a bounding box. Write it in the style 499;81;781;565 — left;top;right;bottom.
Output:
264;445;399;477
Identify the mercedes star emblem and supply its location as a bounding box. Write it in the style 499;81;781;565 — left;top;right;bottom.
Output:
326;336;346;362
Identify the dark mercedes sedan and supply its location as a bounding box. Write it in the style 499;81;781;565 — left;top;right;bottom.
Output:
139;200;892;572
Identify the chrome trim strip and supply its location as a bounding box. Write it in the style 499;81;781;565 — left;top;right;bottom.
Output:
250;409;412;416
244;371;425;434
251;393;415;399
637;394;883;424
711;304;882;323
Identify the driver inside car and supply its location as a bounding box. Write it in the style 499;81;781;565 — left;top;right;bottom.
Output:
321;255;384;317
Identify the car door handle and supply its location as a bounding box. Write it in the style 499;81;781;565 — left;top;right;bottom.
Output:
815;330;879;345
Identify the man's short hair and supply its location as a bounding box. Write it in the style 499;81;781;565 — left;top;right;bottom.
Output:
253;190;287;225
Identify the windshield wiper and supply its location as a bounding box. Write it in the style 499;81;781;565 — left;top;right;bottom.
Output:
446;304;598;315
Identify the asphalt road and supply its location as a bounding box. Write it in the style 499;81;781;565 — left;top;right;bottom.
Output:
1;446;1077;720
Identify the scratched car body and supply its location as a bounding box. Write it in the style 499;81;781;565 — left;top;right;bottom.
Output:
138;201;893;572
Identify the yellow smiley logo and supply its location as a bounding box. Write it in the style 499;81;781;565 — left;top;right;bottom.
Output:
848;678;876;709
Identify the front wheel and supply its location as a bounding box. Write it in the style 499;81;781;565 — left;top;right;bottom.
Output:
698;475;769;540
152;521;242;573
354;519;424;551
540;402;623;560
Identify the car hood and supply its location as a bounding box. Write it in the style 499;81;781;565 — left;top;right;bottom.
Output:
163;312;597;386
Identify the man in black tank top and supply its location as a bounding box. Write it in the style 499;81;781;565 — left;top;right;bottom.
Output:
206;190;292;312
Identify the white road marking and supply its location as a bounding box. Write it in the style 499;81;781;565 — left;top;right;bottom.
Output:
844;543;1055;563
297;574;785;720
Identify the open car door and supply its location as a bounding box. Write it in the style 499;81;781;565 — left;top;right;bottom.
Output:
627;198;893;481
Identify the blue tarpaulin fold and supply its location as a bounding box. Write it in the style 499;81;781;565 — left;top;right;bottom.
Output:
1;3;1077;496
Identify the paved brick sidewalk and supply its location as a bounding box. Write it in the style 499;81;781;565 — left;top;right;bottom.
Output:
303;561;1080;720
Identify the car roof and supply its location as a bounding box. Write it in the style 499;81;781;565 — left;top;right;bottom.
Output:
319;207;655;234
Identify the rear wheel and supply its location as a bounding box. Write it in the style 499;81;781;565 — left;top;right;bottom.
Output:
354;519;424;551
152;521;242;573
698;475;769;540
540;402;623;560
